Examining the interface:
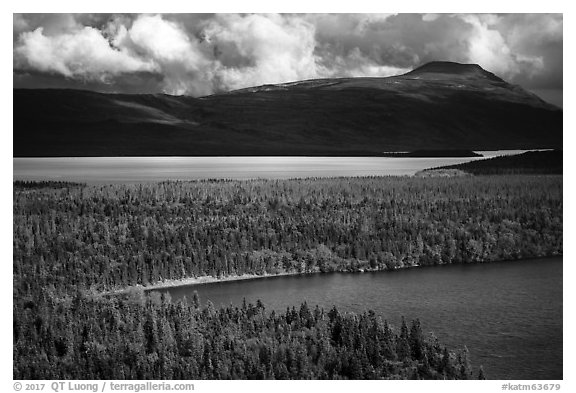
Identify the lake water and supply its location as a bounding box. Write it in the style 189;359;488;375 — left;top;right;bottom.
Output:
155;257;563;380
13;150;529;183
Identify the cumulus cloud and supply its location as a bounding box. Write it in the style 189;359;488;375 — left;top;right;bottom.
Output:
14;26;156;82
14;14;215;95
496;13;563;89
204;14;320;91
13;13;563;100
114;15;215;95
460;14;544;80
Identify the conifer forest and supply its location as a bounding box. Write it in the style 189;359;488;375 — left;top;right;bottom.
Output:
13;175;562;379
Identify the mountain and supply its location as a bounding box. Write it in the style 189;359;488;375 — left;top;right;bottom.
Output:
13;61;562;157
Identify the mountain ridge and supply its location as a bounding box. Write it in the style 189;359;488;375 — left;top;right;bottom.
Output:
14;61;562;157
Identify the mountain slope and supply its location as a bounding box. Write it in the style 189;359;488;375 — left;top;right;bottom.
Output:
13;61;562;157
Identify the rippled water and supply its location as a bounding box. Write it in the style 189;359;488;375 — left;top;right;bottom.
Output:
13;151;528;183
156;257;563;380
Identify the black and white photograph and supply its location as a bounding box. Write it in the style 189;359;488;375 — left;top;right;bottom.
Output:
9;3;567;390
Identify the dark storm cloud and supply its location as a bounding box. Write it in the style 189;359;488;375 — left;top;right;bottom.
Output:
13;13;562;104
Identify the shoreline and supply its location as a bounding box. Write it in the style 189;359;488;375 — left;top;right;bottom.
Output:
107;270;306;295
106;253;562;296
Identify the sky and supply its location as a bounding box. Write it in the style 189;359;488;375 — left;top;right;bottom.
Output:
13;13;563;106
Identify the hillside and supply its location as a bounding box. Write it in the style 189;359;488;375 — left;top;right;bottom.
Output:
423;150;563;175
14;61;562;157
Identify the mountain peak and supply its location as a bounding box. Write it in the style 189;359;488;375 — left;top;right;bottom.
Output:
14;59;562;157
404;61;504;82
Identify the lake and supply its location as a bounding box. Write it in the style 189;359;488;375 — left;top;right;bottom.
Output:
154;257;563;380
13;150;528;183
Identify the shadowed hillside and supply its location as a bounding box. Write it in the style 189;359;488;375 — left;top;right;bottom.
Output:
424;150;563;175
14;62;562;157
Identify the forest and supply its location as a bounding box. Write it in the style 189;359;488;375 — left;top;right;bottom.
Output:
13;290;479;380
14;176;562;293
13;175;562;379
428;150;562;175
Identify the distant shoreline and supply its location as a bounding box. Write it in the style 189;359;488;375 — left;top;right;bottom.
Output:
381;149;483;158
12;149;546;160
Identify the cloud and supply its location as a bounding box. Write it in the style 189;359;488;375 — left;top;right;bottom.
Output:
112;15;214;95
14;25;156;81
13;13;563;98
204;14;320;91
14;14;216;95
310;14;472;70
460;14;544;81
496;14;563;89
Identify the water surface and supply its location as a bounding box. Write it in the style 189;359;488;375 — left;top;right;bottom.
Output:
13;150;528;183
155;257;563;380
